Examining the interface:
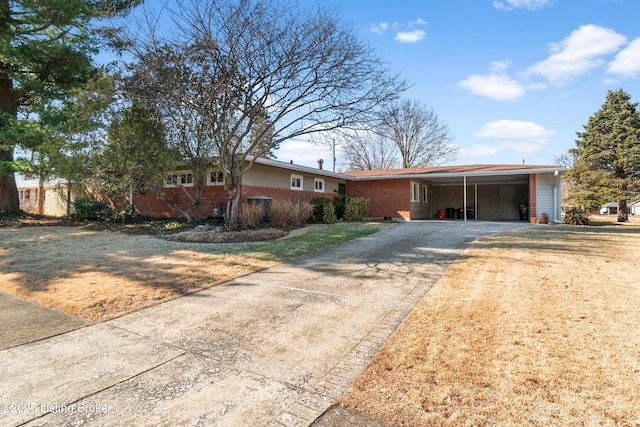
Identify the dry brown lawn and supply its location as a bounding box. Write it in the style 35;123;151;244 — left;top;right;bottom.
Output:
339;218;640;426
0;227;287;322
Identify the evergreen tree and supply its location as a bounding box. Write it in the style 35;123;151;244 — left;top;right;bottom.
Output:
567;89;640;222
96;104;173;211
0;0;139;211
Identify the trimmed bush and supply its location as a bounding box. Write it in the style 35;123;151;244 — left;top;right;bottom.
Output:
564;207;590;225
73;198;109;220
322;202;337;224
310;197;332;223
332;194;347;219
344;197;369;222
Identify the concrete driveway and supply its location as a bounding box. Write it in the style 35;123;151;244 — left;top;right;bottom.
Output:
0;221;528;426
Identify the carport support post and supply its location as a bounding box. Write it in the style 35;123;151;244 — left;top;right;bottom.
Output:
475;182;478;221
463;175;467;222
553;170;558;222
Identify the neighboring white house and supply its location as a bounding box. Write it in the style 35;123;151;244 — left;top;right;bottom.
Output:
599;202;618;215
599;201;639;216
15;173;72;216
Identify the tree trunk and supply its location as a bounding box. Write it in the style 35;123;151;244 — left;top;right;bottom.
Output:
38;175;45;214
617;199;628;222
66;183;72;216
149;184;193;222
223;162;242;227
0;21;20;212
0;149;20;211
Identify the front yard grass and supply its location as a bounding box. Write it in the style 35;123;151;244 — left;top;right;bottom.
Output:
338;220;640;426
0;222;385;322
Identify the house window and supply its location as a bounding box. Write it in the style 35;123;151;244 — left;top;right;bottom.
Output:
314;178;325;192
410;181;419;202
422;185;428;203
19;190;29;201
291;174;303;190
208;171;225;186
165;172;194;187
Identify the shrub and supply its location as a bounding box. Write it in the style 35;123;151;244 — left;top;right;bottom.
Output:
322;202;337;224
296;201;314;225
239;202;264;228
270;199;313;228
103;207;127;223
564;207;590;225
332;194;347;219
344;197;369;222
310;197;332;222
73;197;109;220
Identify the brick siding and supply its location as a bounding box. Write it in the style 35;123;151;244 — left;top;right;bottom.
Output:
133;184;335;219
529;174;537;223
346;178;411;220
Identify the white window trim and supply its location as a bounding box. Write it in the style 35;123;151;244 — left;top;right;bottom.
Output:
422;185;428;203
410;181;420;202
314;178;325;193
207;170;225;186
291;174;303;191
165;171;194;188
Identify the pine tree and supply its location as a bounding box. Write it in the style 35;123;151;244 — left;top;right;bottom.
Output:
0;0;139;211
567;89;640;222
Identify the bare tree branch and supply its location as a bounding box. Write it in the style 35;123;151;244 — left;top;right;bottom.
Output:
341;129;399;171
116;0;408;222
380;99;457;168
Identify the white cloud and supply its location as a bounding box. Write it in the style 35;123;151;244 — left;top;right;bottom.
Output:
523;25;627;85
458;73;525;101
471;120;554;155
394;29;426;44
370;22;388;35
493;0;551;11
489;60;512;73
608;38;640;78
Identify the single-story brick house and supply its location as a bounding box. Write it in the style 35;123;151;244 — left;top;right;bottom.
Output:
132;157;566;223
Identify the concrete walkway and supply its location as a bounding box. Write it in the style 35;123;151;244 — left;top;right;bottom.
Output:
0;290;90;350
0;221;528;426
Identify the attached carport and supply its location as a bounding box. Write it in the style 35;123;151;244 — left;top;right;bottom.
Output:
426;174;530;221
344;165;566;223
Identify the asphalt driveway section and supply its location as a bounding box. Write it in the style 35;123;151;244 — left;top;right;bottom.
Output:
0;290;90;350
0;221;528;427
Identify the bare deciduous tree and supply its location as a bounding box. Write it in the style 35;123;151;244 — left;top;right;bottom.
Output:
341;130;399;171
380;99;457;168
117;0;407;223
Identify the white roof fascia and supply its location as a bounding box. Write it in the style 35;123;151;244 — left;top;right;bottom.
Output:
252;156;349;180
349;167;568;181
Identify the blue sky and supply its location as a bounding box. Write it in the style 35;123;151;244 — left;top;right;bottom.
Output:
275;0;640;169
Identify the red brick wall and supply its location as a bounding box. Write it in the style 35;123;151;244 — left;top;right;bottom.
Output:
133;184;335;219
529;174;537;223
240;185;335;204
346;179;411;220
133;186;228;218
